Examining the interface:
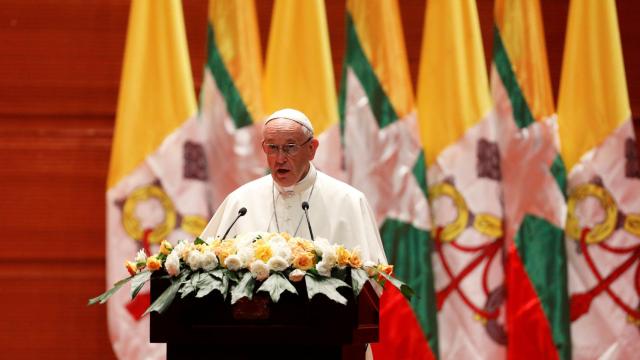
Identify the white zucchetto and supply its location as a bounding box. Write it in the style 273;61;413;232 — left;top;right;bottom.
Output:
265;108;314;135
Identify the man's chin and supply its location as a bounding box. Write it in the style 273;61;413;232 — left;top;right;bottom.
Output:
272;173;295;187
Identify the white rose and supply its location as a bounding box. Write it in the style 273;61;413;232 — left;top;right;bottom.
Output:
165;252;180;276
267;256;289;272
236;232;266;247
237;245;255;266
271;243;293;263
288;269;306;282
172;240;187;260
204;236;217;245
224;254;243;271
269;234;287;246
250;260;270;281
315;260;333;277
313;237;331;256
186;250;204;270
134;249;147;263
320;245;338;267
202;249;219;271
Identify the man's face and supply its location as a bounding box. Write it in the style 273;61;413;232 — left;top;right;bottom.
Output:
262;118;318;187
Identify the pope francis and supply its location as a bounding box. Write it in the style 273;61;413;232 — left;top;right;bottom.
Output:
201;108;387;264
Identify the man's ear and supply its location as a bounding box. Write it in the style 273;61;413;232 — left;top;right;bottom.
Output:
308;138;319;160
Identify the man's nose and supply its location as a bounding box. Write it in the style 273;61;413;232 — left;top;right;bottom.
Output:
275;150;288;162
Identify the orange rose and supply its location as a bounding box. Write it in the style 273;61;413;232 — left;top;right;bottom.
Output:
348;250;362;268
377;264;394;276
125;261;138;276
292;252;315;270
159;240;173;255
336;246;351;267
146;256;162;271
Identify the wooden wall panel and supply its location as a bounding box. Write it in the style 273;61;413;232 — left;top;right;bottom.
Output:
0;1;638;359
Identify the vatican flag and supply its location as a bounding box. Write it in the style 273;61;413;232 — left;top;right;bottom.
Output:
558;0;640;358
417;0;505;358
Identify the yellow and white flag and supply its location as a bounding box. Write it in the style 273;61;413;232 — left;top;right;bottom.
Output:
262;0;341;178
106;1;206;358
417;0;505;358
558;0;640;358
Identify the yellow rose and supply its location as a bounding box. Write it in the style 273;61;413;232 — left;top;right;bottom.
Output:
159;240;173;255
209;239;221;248
216;248;231;266
279;232;292;241
336;246;351;267
125;261;138;276
292;252;315;270
254;243;273;263
146;256;162;272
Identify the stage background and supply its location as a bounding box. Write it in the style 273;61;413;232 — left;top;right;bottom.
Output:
0;0;638;358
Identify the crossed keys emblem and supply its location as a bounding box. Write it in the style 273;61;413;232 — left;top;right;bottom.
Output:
566;181;640;325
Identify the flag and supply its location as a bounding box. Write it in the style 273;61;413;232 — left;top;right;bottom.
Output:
199;0;265;210
491;0;571;359
417;0;505;358
106;1;206;358
557;0;640;358
338;0;436;358
262;0;342;178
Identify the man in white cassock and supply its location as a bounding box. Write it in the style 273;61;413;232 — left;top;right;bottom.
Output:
201;108;387;264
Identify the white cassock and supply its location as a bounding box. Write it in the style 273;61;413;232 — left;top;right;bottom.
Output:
201;164;387;263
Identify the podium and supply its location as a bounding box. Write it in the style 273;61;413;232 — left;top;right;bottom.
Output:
150;271;379;359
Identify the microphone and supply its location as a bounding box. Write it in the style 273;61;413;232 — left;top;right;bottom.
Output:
301;201;314;241
221;207;247;240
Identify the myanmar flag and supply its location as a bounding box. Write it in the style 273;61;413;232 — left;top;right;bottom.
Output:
262;0;342;177
199;0;266;210
557;0;640;358
417;0;505;358
491;0;571;359
106;1;207;358
338;0;436;358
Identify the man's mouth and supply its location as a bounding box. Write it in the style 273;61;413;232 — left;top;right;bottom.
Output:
276;169;290;175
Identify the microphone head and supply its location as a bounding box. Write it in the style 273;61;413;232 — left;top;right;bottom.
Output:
238;207;247;216
301;201;309;210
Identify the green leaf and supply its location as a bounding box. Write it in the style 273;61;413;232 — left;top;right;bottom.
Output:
143;272;188;316
194;237;206;245
230;272;255;304
208;269;224;280
305;274;350;305
130;271;152;299
195;273;216;298
224;269;240;283
257;272;297;303
376;271;416;300
191;272;201;289
351;268;369;297
88;275;135;305
179;272;198;298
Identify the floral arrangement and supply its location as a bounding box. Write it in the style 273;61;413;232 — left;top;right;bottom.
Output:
89;232;413;316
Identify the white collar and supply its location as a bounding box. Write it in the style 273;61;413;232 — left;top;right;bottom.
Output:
274;163;317;195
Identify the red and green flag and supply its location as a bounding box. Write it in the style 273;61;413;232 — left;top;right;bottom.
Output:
339;0;437;358
199;0;266;208
491;0;571;359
